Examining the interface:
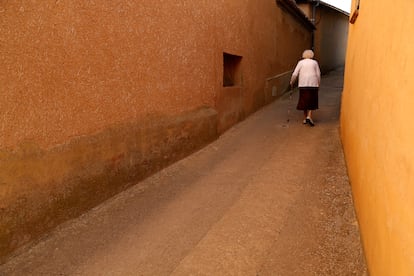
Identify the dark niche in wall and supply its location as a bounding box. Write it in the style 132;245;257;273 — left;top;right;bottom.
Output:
223;52;242;87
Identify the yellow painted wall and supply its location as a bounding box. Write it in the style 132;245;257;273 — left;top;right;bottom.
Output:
341;1;414;274
0;0;312;262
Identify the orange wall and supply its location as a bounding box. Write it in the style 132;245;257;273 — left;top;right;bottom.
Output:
341;1;414;274
0;0;312;262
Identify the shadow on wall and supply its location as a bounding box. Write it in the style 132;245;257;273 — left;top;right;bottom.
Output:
0;107;217;264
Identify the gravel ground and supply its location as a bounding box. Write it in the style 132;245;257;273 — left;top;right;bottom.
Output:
0;68;367;275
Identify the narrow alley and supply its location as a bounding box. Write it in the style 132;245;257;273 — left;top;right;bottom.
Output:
0;69;367;275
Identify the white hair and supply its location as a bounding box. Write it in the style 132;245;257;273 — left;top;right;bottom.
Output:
302;49;314;59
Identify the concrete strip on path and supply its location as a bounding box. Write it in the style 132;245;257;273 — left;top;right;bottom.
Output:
0;69;366;275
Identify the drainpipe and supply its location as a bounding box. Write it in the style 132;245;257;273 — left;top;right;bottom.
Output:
311;0;320;23
311;0;320;50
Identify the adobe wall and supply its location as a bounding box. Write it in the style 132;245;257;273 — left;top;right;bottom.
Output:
295;3;349;73
341;1;414;274
314;5;349;73
0;0;311;261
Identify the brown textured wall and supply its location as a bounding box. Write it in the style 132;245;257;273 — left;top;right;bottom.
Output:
0;0;312;262
0;107;218;262
1;1;217;148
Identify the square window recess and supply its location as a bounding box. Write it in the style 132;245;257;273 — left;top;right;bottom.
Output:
223;52;242;87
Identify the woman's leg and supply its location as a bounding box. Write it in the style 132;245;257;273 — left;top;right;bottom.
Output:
306;110;315;126
303;110;308;124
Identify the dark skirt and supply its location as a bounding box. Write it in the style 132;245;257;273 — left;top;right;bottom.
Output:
297;87;319;110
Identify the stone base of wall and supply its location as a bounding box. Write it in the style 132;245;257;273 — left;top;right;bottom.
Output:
0;107;217;263
216;86;245;134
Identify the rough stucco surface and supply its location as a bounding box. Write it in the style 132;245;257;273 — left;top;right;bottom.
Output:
0;107;218;262
1;1;217;148
341;0;414;274
0;0;311;148
0;0;312;261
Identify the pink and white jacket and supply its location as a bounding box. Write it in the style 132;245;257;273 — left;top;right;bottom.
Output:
291;58;321;88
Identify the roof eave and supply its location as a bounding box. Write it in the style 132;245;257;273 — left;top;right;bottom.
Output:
276;0;316;31
319;1;350;16
296;0;350;16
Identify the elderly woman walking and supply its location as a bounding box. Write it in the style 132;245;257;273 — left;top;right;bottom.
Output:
290;49;321;127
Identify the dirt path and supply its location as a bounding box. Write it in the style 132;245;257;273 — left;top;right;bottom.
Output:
0;69;367;275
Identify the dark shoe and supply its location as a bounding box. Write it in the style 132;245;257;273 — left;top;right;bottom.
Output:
306;118;315;127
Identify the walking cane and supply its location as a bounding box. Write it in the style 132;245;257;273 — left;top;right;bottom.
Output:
287;85;294;123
